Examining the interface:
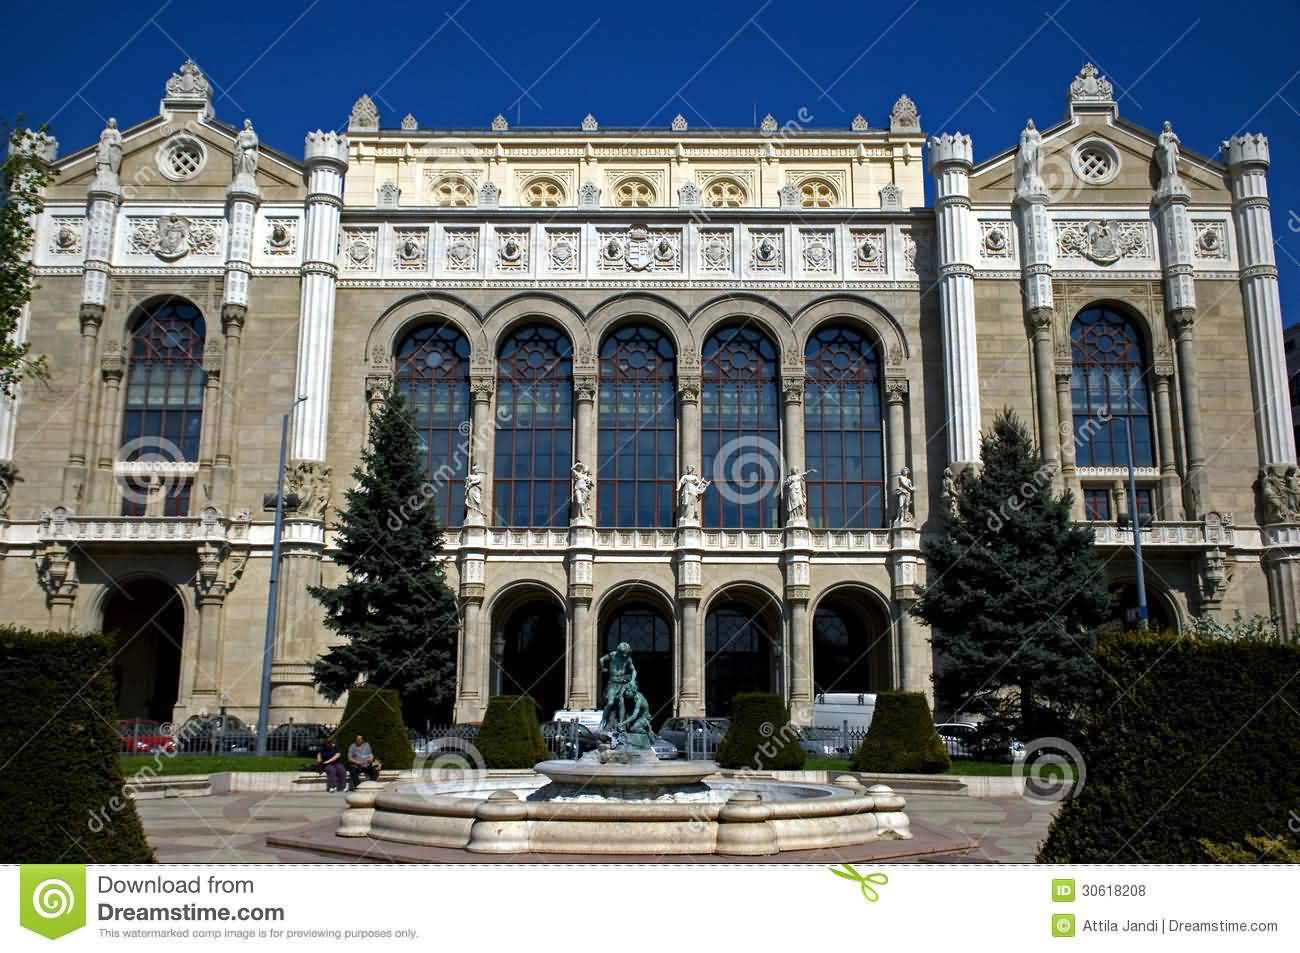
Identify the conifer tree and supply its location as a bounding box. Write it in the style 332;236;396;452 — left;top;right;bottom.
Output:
311;391;460;728
913;409;1113;739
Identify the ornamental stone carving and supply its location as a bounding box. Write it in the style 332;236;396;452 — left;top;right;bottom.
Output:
1016;118;1044;198
49;217;83;255
164;59;212;105
1258;464;1300;524
851;113;868;131
1056;220;1150;265
581;113;598;131
578;180;601;208
778;183;801;209
233;119;259;182
671;113;688;131
1068;63;1114;104
1155;121;1187;197
265;218;297;255
980;222;1013;259
401;113;418;131
890;94;920;132
341;228;377;271
287;461;332;520
377;181;400;208
445;230;479;271
491;114;508;131
496;229;528;270
546;230;580;271
478;181;500;208
760;113;778;134
1193;221;1228;259
95;118;122;180
128;214;221;261
597;226;679;272
878;183;903;210
698;231;732;272
393;229;428;270
750;231;783;271
850;230;886;273
677;181;700;208
349;94;379;131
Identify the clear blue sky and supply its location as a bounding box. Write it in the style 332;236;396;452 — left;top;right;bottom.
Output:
5;0;1299;322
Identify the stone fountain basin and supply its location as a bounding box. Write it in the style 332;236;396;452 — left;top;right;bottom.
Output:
338;771;911;856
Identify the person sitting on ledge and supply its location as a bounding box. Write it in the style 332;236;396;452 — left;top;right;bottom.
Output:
347;734;381;790
317;736;347;793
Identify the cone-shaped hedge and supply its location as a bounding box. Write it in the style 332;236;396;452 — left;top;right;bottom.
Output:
332;685;414;770
0;627;154;862
850;692;950;774
715;692;806;770
476;695;549;768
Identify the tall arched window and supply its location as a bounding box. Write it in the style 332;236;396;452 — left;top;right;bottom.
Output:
603;602;673;722
702;325;781;528
495;325;573;526
396;325;471;527
120;299;205;516
598;325;676;527
804;325;885;528
1071;307;1154;467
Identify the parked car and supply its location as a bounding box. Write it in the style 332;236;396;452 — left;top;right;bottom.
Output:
650;736;679;760
119;719;176;754
795;725;853;759
541;721;607;759
934;722;1025;762
658;717;729;757
175;714;257;753
813;692;877;732
267;722;331;757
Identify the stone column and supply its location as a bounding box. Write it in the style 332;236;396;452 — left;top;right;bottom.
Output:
675;521;705;717
1152;127;1209;516
66;121;122;506
929;132;982;470
1223;133;1300;634
566;513;597;711
1054;360;1082;517
890;520;930;700
469;376;495;519
455;515;488;723
1014;124;1062;480
290;131;348;463
198;352;222;491
781;377;805;488
574;372;596;472
679;375;702;478
94;343;124;475
212;137;261;504
1153;363;1183;519
884;378;908;508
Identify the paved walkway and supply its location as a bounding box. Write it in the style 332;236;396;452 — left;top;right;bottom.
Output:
136;788;1059;864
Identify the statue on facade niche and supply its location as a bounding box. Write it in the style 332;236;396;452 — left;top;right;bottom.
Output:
941;466;959;518
893;466;915;525
96;118;121;177
1017;119;1042;195
464;463;484;518
784;466;815;522
233;119;258;180
571;461;594;520
1157;121;1181;185
676;465;711;522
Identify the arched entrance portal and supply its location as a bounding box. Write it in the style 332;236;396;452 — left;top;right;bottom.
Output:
493;597;567;719
601;600;674;726
813;589;894;695
1109;582;1175;633
102;578;186;723
704;597;781;717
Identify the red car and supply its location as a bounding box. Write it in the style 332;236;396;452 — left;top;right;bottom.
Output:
119;719;176;754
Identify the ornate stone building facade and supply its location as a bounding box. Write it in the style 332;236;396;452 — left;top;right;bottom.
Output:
1;61;1295;726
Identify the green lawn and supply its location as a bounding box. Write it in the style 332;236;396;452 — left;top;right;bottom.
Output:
119;754;311;777
803;756;1023;776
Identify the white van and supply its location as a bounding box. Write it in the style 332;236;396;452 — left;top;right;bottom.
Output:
812;692;876;731
552;709;603;731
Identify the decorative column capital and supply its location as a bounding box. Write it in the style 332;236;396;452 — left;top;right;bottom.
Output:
221;303;247;332
678;375;701;404
78;303;105;331
1221;133;1270;172
99;341;124;382
1169;309;1196;339
884;376;909;404
1026;307;1054;334
781;378;804;404
574;374;597;403
202;349;223;379
469;374;495;401
365;370;392;403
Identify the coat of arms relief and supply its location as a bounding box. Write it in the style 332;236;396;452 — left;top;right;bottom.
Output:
128;214;221;261
1056;220;1150;265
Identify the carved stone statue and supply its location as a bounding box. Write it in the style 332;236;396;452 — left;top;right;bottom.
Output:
599;641;638;731
464;463;484;518
1157;121;1181;184
570;461;594;520
96;118;121;177
676;465;711;522
233;119;258;179
784;466;815;522
941;466;959;518
287;461;332;520
1260;464;1300;524
1017;118;1042;195
893;466;915;525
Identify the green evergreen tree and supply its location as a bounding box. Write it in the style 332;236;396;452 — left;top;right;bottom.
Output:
912;409;1113;740
1;123;53;396
310;391;460;729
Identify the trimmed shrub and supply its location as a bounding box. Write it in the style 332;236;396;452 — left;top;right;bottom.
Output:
1039;630;1300;863
715;693;806;770
333;685;414;770
0;626;154;862
475;695;549;768
850;692;950;774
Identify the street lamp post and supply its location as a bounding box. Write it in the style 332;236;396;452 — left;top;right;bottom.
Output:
255;395;308;756
1117;413;1149;629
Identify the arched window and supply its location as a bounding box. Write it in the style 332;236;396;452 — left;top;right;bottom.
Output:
613;178;656;207
1071;307;1154;467
598;325;676;527
704;600;778;716
120;299;205;516
800;178;837;207
523;178;565;207
495;325;573;526
395;325;471;526
804;325;885;528
704;178;746;208
431;176;474;207
701;325;781;528
812;594;892;694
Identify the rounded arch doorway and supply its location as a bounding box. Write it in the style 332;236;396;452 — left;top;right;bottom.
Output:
102;577;186;723
601;597;674;726
704;595;781;717
492;594;567;720
1109;582;1176;633
812;589;895;696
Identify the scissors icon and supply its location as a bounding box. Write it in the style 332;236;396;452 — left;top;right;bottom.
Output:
830;864;889;902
